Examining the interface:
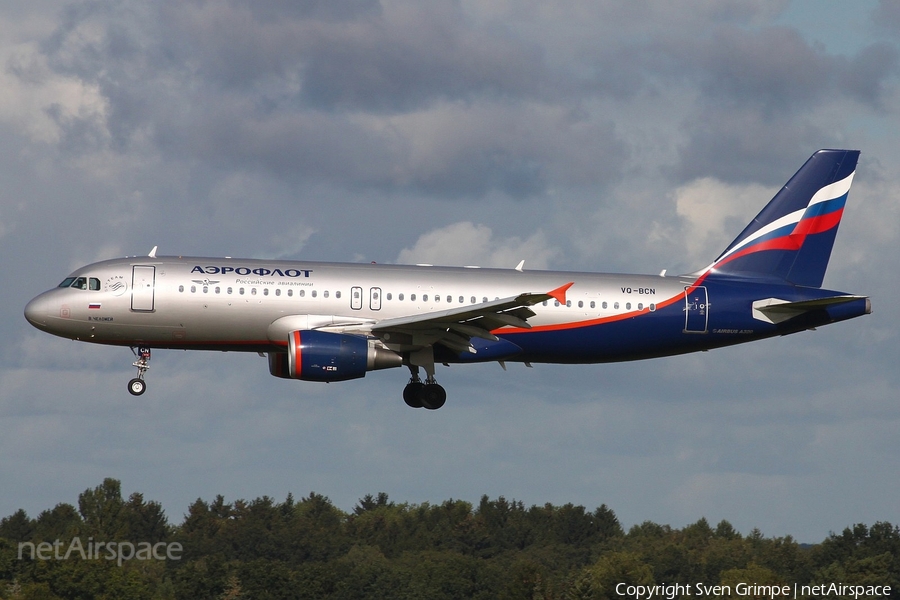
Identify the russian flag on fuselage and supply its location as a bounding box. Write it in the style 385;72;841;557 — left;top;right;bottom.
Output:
707;149;859;288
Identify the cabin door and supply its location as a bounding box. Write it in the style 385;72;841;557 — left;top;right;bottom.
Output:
683;286;708;333
131;266;156;311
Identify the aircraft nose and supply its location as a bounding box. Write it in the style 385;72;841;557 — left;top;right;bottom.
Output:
24;294;50;328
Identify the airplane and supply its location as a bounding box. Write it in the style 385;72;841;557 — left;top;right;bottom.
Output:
24;149;870;409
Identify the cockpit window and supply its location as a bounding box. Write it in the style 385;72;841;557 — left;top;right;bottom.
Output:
58;276;101;290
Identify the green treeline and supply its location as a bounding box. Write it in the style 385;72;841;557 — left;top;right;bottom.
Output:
0;478;897;599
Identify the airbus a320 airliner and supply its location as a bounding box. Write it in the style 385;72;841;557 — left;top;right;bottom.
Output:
25;150;870;409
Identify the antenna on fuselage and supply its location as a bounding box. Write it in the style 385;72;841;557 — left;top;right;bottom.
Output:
148;246;158;258
515;260;525;272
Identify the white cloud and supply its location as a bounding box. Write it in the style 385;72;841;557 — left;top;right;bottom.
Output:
396;221;561;268
662;177;777;265
0;42;109;146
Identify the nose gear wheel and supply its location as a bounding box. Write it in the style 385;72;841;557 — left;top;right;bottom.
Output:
128;347;151;396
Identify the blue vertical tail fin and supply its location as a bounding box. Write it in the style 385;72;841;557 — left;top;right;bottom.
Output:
705;149;859;287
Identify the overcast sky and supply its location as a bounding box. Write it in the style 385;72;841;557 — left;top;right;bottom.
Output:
2;0;899;543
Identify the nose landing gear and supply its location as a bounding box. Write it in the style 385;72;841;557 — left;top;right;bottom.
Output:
127;347;151;396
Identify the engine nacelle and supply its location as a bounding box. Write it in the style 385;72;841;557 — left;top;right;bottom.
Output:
268;330;401;382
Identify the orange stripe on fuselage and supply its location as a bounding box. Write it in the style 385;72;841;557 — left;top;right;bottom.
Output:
496;288;688;335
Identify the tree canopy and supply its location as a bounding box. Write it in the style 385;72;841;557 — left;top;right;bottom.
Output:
0;479;895;599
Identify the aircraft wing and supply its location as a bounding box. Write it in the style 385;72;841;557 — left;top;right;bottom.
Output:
368;282;573;354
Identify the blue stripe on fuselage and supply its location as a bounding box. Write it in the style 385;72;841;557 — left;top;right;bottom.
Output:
440;280;869;364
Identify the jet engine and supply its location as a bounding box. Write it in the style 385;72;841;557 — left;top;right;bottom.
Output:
268;330;401;382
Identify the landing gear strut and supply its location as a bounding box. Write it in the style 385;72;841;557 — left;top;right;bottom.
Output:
402;353;447;410
128;347;151;396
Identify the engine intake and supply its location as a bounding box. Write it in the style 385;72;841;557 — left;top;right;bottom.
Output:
268;330;401;382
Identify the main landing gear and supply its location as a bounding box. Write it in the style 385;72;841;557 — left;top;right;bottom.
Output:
402;345;447;410
127;347;151;396
403;367;447;410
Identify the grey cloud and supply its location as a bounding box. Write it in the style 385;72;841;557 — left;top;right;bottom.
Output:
154;0;552;111
243;0;382;24
672;108;834;184
25;0;607;199
638;26;899;184
298;5;550;112
872;0;900;34
641;24;898;117
691;26;833;114
838;42;899;108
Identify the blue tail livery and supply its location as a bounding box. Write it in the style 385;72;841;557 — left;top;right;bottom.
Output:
705;149;859;287
25;149;870;409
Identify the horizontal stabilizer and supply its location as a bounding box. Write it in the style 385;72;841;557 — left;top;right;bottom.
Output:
752;295;869;324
